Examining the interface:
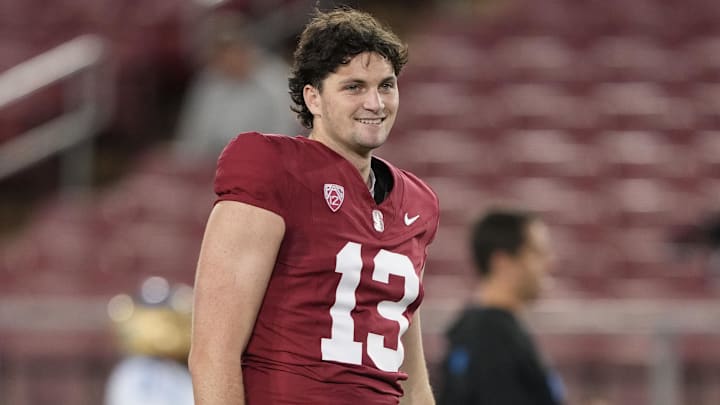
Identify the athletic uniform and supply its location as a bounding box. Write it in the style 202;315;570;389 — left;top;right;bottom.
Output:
214;132;440;404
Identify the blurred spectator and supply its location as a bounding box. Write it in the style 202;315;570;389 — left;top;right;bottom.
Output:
104;276;194;405
437;209;565;405
173;11;299;161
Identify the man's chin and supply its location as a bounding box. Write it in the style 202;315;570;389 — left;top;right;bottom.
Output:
358;132;390;150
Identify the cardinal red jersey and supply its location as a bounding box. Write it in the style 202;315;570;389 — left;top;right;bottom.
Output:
214;132;440;405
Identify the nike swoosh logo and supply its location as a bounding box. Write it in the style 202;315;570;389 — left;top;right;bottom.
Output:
404;213;420;226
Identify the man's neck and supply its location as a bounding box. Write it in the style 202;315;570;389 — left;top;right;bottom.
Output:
308;132;373;184
473;282;524;314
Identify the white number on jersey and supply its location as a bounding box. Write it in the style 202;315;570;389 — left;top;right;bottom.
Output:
321;242;420;372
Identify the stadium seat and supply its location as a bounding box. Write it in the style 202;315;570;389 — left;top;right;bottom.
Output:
597;130;699;179
691;83;720;128
592;82;694;130
588;37;681;83
491;36;579;83
500;129;602;178
495;84;595;129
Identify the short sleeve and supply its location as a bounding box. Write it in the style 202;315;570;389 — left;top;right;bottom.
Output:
214;132;288;217
427;189;441;245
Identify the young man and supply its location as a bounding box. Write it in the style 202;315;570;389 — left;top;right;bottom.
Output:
189;8;439;405
437;210;564;405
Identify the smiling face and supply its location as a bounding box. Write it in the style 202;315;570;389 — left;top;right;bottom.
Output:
303;51;399;160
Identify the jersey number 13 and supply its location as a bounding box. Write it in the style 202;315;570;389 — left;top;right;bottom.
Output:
321;242;420;372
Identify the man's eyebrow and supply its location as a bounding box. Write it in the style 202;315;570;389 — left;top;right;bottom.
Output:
338;78;366;85
337;76;396;86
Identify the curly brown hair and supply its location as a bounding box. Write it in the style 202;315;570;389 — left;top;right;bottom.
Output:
288;8;409;129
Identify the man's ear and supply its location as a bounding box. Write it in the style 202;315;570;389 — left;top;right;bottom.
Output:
490;251;514;274
303;84;321;116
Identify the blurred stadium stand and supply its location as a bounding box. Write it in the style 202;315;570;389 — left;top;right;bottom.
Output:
1;0;720;404
390;1;720;403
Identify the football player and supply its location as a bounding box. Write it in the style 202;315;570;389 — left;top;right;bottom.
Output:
189;8;439;405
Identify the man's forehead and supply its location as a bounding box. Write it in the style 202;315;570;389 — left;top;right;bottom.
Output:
355;51;387;66
334;52;395;75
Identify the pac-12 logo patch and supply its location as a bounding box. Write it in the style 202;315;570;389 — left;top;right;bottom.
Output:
324;184;345;212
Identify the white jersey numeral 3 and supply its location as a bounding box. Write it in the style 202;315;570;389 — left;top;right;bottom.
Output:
321;242;420;372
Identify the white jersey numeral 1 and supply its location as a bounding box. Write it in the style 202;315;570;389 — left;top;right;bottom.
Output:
321;242;420;372
321;242;364;365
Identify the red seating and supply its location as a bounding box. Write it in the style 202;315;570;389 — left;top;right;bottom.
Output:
588;37;681;83
592;82;693;130
495;83;593;129
694;131;720;177
685;37;720;81
0;0;195;161
490;36;578;83
0;147;210;296
390;1;719;308
597;130;698;179
500;129;603;177
691;83;720;129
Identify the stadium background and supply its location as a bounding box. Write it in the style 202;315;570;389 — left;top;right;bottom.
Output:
1;0;719;403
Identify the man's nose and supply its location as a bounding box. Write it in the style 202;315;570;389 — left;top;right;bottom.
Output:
363;88;384;112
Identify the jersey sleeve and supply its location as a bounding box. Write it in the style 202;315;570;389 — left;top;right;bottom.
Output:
427;188;441;245
214;132;288;218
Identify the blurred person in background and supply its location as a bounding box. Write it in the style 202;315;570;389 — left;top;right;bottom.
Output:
189;7;439;405
173;10;299;161
104;276;194;405
437;209;564;405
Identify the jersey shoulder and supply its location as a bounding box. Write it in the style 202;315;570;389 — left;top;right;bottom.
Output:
378;158;439;212
386;162;440;240
214;132;305;217
397;168;440;212
218;132;301;165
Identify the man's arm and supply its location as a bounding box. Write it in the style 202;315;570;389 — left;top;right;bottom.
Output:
188;201;285;405
399;309;436;405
